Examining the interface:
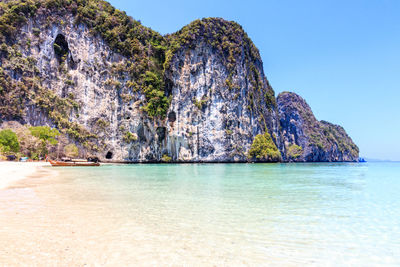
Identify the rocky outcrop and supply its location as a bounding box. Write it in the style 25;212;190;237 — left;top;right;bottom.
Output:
277;92;359;162
0;0;358;162
164;19;280;162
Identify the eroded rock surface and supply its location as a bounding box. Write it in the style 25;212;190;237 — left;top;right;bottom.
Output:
277;92;359;162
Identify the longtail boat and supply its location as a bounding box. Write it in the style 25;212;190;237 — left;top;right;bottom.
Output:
48;159;100;167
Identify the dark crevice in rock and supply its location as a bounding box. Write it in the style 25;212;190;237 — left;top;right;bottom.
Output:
156;127;166;142
105;151;113;159
137;124;146;142
164;78;174;97
68;53;77;69
168;111;176;122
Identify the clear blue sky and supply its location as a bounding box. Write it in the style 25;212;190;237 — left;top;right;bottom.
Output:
108;0;400;161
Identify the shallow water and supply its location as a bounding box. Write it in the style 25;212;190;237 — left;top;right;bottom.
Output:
1;162;399;266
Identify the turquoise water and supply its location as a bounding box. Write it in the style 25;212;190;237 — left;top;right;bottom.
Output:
39;162;399;265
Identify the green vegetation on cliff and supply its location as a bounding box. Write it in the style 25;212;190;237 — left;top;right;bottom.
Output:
123;131;137;143
277;91;359;161
0;0;169;119
0;0;164;58
164;18;261;71
321;121;359;158
0;32;95;148
248;132;281;162
287;144;303;160
164;18;276;110
0;0;39;42
142;71;170;118
0;44;37;120
0;0;277;125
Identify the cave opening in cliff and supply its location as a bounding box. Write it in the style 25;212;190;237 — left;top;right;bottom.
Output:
54;34;69;61
168;111;176;122
105;151;113;159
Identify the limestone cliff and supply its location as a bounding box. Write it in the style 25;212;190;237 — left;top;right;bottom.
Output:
0;0;358;162
163;19;280;162
277;92;359;162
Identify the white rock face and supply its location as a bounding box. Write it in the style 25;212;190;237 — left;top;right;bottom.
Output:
165;41;280;162
19;16;131;160
9;15;281;162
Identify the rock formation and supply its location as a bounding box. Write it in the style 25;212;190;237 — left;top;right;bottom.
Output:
0;0;358;162
277;92;359;162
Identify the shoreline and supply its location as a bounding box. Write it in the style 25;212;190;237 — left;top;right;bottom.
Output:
100;160;361;164
0;161;50;190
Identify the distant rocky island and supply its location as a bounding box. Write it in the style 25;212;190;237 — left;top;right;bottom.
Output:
0;0;358;162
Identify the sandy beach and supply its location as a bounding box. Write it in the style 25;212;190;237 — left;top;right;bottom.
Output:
0;161;50;190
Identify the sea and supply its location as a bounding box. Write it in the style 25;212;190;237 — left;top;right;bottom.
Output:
0;162;399;266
